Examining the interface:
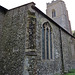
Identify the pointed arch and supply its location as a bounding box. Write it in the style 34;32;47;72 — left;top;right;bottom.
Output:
42;22;53;60
52;9;56;18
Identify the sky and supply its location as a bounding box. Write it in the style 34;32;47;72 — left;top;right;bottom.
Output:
0;0;75;31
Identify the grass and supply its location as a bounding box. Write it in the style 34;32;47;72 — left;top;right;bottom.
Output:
64;69;75;75
64;73;75;75
55;69;75;75
68;69;75;73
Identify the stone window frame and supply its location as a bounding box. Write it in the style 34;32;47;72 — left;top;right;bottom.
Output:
42;22;54;60
52;9;56;18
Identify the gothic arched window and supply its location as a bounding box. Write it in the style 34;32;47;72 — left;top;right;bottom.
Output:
42;22;53;60
52;9;56;18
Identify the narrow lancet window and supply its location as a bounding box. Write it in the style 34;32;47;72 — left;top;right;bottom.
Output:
46;28;49;59
42;25;45;59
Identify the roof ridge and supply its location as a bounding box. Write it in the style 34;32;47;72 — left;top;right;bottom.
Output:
8;2;35;11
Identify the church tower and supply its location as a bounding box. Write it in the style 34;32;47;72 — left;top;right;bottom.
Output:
46;0;72;34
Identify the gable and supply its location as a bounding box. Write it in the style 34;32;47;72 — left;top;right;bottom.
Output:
0;6;8;14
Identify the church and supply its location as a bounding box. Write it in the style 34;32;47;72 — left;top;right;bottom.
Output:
0;0;75;75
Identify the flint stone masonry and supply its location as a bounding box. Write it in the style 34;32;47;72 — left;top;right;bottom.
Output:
0;3;36;75
0;2;75;75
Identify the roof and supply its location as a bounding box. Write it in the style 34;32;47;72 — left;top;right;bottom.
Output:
0;2;35;11
0;6;8;14
9;2;35;11
31;5;75;39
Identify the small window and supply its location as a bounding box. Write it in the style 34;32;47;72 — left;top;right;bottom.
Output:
52;9;56;18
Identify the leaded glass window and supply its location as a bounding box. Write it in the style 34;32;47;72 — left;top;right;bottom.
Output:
42;25;45;59
42;22;53;60
46;28;49;59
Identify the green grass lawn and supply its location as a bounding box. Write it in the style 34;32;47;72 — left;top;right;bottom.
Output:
64;69;75;75
55;69;75;75
64;73;75;75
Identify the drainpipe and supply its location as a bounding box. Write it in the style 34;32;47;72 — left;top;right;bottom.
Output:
59;28;64;74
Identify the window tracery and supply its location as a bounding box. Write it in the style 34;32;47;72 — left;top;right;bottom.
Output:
42;22;53;60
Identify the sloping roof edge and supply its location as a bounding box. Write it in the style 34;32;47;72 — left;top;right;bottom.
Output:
31;5;75;39
9;2;35;11
0;6;8;14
